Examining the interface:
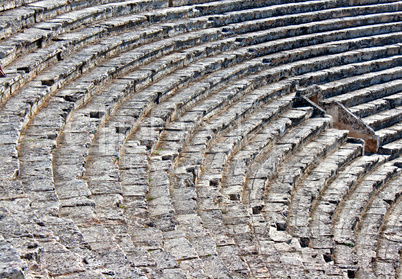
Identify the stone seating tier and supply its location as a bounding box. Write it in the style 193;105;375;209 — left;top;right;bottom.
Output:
1;0;402;278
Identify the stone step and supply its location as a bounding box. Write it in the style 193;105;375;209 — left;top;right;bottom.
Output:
309;154;389;249
376;120;402;147
354;172;402;278
212;0;337;28
193;0;281;16
287;141;364;238
332;158;401;267
379;137;402;159
362;105;402;131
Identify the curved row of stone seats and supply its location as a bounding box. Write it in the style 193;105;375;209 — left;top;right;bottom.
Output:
0;2;398;140
287;141;364;237
0;1;202;97
190;107;339;278
0;0;306;98
2;0;401;102
7;3;402;190
1;0;313;69
1;0;400;109
0;0;147;14
87;32;402;276
348;91;402;119
354;170;402;278
2;0;402;278
332;158;402;270
308;154;389;245
313;61;402;101
212;0;402;28
363;105;402;133
321;78;402;150
311;65;402;155
374;191;402;278
249;134;363;277
261;128;350;228
0;0;169;54
276;150;395;277
8;23;402;278
3;0;396;109
0;14;376;278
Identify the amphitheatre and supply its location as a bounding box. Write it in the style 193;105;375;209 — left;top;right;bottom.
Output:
1;0;402;278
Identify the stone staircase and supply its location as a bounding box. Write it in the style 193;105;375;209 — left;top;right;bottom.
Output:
0;0;402;278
